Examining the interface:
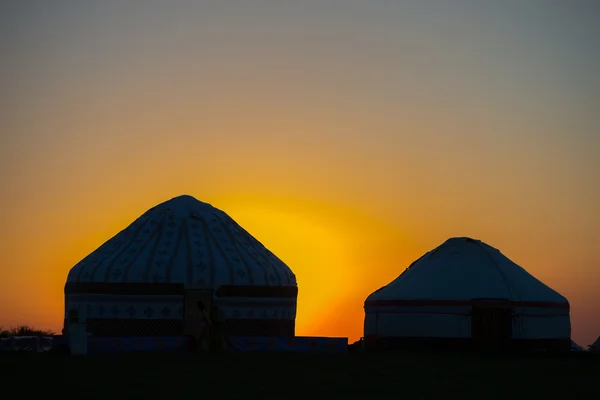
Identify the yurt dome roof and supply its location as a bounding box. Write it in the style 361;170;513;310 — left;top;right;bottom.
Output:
66;194;296;288
366;237;567;306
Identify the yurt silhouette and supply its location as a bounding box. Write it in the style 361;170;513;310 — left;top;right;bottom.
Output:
364;237;570;352
64;195;298;339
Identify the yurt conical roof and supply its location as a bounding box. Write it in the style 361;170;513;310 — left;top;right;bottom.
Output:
66;195;297;289
366;237;567;307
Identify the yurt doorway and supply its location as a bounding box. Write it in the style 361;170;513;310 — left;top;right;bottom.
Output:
471;304;512;352
184;289;212;337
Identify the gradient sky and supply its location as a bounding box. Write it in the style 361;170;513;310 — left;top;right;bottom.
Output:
1;1;599;346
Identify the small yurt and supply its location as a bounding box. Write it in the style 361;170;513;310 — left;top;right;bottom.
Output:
364;237;570;352
64;195;298;339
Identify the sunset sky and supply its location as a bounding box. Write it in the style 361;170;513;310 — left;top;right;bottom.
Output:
1;1;598;346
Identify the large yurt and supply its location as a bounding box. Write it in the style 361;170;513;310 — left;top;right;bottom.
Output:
364;237;570;352
64;195;298;338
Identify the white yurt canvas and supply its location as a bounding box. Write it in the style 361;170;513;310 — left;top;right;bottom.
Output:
364;237;570;351
64;195;298;339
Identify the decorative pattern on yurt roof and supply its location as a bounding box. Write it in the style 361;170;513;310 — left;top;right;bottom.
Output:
66;195;297;288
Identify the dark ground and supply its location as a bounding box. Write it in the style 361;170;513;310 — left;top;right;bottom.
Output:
1;351;598;399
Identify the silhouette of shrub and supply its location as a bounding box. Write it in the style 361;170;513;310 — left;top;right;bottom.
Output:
0;325;55;338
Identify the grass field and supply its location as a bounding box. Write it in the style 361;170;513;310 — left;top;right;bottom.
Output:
1;351;599;399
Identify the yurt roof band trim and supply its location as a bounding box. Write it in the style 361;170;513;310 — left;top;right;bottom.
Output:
215;285;298;298
65;282;298;298
65;282;185;295
364;299;569;309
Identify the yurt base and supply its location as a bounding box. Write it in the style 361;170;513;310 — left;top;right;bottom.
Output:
51;335;348;355
363;336;571;354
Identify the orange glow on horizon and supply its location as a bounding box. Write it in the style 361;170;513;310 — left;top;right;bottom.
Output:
2;2;599;348
0;190;598;346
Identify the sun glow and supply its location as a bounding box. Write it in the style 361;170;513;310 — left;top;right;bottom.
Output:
217;201;355;336
210;193;412;340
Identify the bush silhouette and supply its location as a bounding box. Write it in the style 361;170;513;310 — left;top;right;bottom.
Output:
0;325;55;338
